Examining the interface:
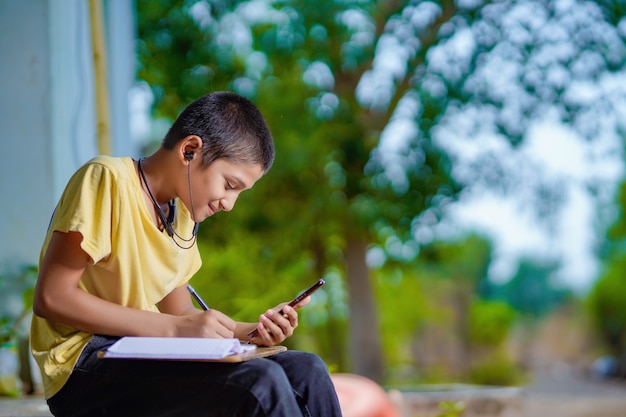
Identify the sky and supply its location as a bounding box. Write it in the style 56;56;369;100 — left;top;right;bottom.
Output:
437;117;624;293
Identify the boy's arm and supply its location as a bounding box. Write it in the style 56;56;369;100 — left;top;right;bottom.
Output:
157;285;200;316
33;230;235;338
158;285;305;346
158;287;261;341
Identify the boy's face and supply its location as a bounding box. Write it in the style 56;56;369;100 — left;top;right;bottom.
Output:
184;158;264;222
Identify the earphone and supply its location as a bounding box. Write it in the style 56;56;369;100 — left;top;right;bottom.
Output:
184;151;194;161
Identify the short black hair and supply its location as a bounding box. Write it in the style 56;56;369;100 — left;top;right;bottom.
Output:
162;91;275;173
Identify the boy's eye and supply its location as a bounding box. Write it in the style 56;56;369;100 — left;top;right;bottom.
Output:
226;182;235;190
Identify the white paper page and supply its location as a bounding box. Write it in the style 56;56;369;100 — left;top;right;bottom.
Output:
104;337;256;360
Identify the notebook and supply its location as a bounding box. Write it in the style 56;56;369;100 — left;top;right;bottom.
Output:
99;337;286;362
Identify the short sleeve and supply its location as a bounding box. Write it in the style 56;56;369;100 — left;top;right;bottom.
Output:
49;161;117;264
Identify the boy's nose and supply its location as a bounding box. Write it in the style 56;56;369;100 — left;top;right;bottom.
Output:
220;196;237;212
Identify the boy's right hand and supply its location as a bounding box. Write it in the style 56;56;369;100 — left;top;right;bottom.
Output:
175;310;236;339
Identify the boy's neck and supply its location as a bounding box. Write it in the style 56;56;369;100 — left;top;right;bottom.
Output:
138;149;178;204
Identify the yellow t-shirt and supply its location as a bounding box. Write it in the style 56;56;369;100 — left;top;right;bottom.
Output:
30;156;202;399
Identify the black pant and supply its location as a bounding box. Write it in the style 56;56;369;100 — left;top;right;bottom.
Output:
47;336;342;417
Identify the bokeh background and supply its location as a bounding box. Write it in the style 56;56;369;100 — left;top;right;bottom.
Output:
2;0;626;413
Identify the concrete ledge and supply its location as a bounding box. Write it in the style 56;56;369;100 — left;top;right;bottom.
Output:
2;384;525;417
389;384;524;417
0;396;51;417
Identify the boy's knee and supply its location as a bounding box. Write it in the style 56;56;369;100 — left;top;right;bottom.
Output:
299;352;329;375
274;351;332;385
246;358;291;386
292;352;328;372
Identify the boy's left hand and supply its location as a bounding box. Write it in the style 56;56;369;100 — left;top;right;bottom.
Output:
248;296;310;346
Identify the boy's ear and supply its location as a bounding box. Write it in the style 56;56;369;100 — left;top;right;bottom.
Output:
180;135;203;162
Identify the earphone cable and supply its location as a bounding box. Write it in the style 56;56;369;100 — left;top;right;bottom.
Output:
137;157;197;249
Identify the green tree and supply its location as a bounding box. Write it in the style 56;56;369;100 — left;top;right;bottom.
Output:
485;259;569;318
590;181;626;377
467;299;521;385
588;260;626;377
417;235;492;376
137;0;460;381
136;0;626;382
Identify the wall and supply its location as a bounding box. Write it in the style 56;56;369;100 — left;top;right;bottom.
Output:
0;0;136;279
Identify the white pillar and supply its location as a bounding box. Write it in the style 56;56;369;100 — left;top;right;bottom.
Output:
0;0;135;277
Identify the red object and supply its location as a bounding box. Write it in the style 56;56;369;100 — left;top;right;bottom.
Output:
331;373;401;417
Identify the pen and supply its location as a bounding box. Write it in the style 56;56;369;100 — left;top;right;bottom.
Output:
187;285;210;311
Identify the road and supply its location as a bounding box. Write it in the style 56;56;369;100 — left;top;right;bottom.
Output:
524;366;626;417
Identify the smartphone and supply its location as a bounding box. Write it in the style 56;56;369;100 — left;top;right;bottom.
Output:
248;279;325;339
278;278;325;314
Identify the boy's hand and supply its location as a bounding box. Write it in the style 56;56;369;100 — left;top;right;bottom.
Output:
248;296;310;346
175;310;236;339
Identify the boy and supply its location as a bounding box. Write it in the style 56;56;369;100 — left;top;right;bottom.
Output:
31;91;343;416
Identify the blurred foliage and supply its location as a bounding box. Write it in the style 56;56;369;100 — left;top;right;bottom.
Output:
0;317;14;345
0;266;37;343
589;180;626;377
606;181;626;253
468;353;526;387
468;300;516;347
136;0;460;381
377;267;429;368
592;265;626;351
374;235;527;386
467;300;523;386
136;0;248;116
135;0;626;384
420;401;465;417
482;259;572;319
